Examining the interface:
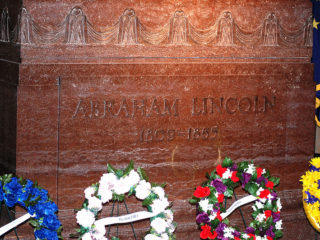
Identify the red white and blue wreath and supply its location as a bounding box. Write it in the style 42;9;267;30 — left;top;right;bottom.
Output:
0;174;62;239
189;158;283;240
74;161;176;240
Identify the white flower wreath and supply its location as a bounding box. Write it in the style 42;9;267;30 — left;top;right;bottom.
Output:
73;161;176;240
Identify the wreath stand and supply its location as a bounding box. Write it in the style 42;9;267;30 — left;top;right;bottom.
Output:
0;203;20;240
107;199;137;240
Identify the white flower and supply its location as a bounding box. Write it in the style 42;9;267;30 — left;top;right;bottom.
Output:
209;212;217;221
88;196;103;211
92;222;107;239
277;198;282;211
222;169;232;179
275;220;283;230
82;232;92;240
151;198;170;214
224;227;234;238
199;199;213;212
153;186;165;199
255;213;266;222
252;200;264;211
84;186;95;200
164;209;174;223
161;233;169;240
99;173;118;191
167;223;175;233
98;188;113;204
145;234;162;240
246;164;256;175
151;217;168;234
256;236;268;240
127;170;140;186
114;178;131;195
135;180;151;200
242;234;250;239
262;169;266;174
76;209;95;228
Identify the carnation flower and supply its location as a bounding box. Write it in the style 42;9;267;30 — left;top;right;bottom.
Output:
82;233;92;240
99;173;117;191
161;233;169;240
277;198;282;211
224;227;235;238
135;180;151;200
127;170;140;186
222;169;232;179
246;164;256;175
92;222;107;239
151;198;169;214
275;220;283;230
114;178;131;195
98;188;113;203
255;213;266;222
152;186;165;199
88;196;103;211
151;217;168;234
164;209;174;222
76;209;95;228
145;234;162;240
199;198;213;212
84;186;95;200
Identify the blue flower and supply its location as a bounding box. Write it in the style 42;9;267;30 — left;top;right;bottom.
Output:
42;214;61;231
4;193;18;208
0;183;4;201
35;201;58;219
34;228;59;240
4;177;22;195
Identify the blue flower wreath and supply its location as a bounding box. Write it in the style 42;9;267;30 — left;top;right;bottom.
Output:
0;174;62;239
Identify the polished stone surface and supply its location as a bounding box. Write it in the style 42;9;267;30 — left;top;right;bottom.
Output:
0;0;316;239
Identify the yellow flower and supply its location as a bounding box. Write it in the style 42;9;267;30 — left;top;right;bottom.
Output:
310;158;320;169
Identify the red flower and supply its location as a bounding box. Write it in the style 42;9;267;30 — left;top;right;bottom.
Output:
200;225;217;239
266;181;274;189
217;193;224;203
234;237;241;240
248;233;256;240
259;189;270;199
257;168;263;178
264;210;272;218
267;236;273;240
231;171;239;182
194;186;211;198
216;165;227;177
216;211;222;221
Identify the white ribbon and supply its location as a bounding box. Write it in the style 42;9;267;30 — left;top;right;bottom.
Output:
0;213;32;236
220;195;257;219
95;211;158;226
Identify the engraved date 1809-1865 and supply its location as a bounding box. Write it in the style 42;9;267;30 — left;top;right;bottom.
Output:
139;126;219;143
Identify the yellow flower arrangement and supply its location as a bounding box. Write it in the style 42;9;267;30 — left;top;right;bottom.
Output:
301;157;320;231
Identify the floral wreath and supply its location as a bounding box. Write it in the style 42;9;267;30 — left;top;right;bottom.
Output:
189;158;283;240
301;157;320;231
74;161;176;240
0;174;62;239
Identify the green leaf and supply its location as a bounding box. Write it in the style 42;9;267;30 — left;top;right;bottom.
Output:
29;219;39;228
189;198;199;204
115;170;124;178
238;162;249;172
264;201;273;210
275;230;283;238
107;163;117;175
151;182;166;188
222;157;233;168
246;183;259;196
137;167;149;181
224;188;233;197
142;196;154;206
111;237;120;240
112;193;125;202
123;160;134;176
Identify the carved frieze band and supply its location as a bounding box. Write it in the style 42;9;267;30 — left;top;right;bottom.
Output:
0;6;313;47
